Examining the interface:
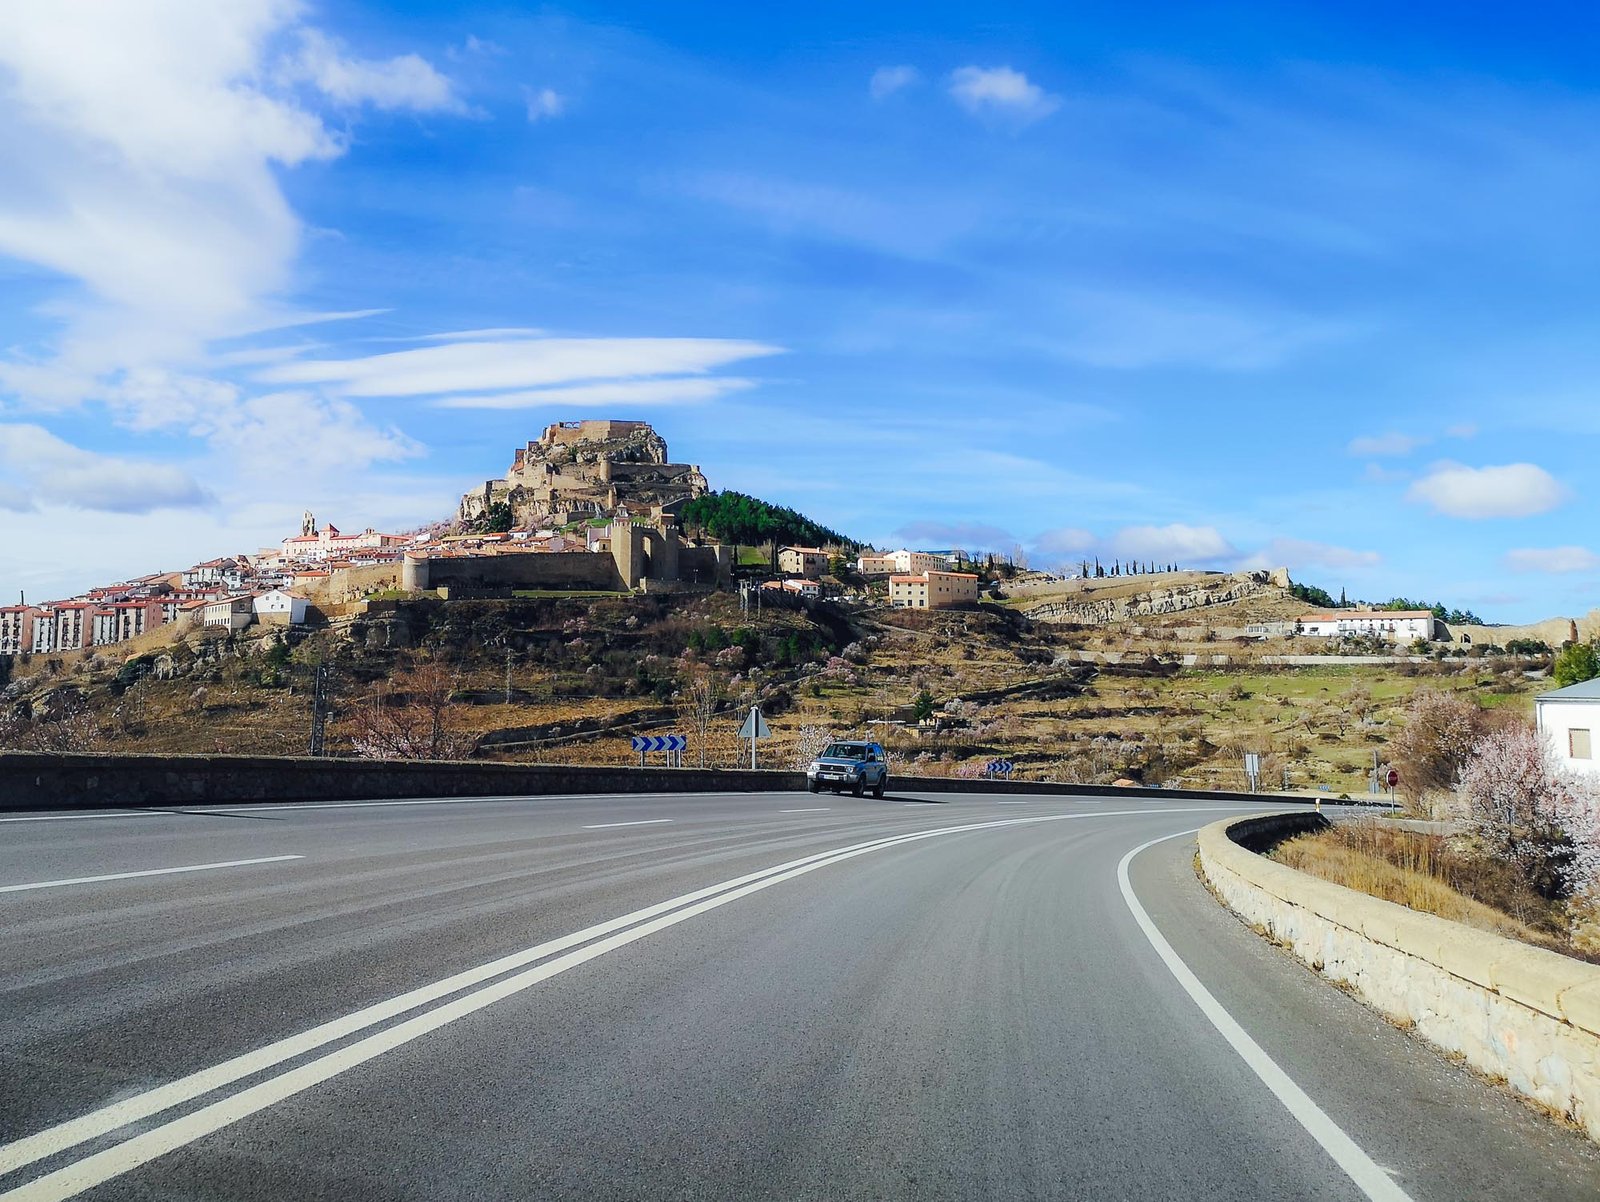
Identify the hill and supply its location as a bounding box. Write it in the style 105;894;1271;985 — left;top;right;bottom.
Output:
0;586;1549;795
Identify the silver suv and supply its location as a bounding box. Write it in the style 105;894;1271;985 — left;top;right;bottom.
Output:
807;741;889;798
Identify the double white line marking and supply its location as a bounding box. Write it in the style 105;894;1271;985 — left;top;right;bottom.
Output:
0;807;1244;1201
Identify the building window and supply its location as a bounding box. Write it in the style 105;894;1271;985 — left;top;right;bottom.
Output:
1571;729;1593;760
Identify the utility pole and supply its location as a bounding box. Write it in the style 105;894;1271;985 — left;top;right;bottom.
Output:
505;647;513;705
309;663;329;756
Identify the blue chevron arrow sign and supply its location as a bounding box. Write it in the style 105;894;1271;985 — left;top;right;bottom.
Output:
632;735;687;753
984;759;1014;777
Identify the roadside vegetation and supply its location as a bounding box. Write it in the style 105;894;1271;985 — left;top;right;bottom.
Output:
1270;673;1600;961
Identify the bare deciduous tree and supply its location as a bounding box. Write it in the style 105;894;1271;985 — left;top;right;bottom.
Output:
349;660;475;760
678;669;725;767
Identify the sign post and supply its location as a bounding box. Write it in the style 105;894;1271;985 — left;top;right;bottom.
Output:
1386;767;1399;802
737;706;771;769
1243;752;1261;794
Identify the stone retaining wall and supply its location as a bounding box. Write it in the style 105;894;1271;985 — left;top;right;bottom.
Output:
1198;812;1600;1142
0;751;1311;812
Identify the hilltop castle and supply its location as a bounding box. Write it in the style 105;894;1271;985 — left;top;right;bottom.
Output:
456;420;709;529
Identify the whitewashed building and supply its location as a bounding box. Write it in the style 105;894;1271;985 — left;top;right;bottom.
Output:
252;589;309;625
1536;679;1600;779
1295;610;1439;643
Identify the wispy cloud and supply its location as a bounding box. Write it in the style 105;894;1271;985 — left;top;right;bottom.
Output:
432;377;755;409
1348;432;1425;457
1046;288;1353;371
948;66;1060;125
892;520;1016;550
283;30;465;113
870;66;919;100
1504;546;1600;574
259;335;784;398
525;87;565;122
1240;538;1381;572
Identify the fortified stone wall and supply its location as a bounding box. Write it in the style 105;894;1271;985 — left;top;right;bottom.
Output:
402;551;626;594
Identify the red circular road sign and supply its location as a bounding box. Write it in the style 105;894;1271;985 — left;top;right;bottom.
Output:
1386;768;1400;787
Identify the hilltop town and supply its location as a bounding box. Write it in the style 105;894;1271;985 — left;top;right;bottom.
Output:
1;419;1592;791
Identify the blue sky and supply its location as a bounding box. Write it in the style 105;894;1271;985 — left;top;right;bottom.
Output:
3;1;1600;621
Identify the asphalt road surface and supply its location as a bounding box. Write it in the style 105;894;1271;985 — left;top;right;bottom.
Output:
1;788;1598;1201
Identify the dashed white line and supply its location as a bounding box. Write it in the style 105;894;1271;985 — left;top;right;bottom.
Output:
778;808;831;813
1117;831;1413;1202
0;856;304;895
581;819;674;830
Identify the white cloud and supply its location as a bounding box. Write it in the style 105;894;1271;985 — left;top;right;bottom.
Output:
1504;546;1600;574
525;87;565;122
0;0;465;402
285;30;463;112
1348;432;1425;457
1031;527;1097;556
104;369;418;481
948;66;1060;124
1445;422;1478;440
0;424;211;513
432;377;755;410
1405;461;1569;519
870;66;919;100
1108;523;1235;562
1240;538;1381;572
260;336;785;398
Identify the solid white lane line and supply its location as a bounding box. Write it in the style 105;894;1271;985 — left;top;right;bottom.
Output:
581;819;673;830
1117;832;1413;1202
212;796;530;813
778;808;831;813
0;813;155;825
0;856;304;896
0;805;1275;1200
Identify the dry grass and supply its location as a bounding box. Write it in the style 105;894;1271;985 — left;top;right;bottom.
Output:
1272;820;1569;952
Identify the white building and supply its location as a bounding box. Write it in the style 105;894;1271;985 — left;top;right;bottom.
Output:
1536;680;1600;779
1295;610;1439;643
252;589;309;625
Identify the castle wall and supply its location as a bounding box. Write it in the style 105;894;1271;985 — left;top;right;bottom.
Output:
407;551;626;594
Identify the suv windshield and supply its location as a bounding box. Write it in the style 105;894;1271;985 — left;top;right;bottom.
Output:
821;743;869;759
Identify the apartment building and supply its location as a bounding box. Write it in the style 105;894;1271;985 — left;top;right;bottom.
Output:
888;570;980;610
777;547;830;578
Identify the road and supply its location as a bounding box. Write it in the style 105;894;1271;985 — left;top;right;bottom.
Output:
1;789;1597;1200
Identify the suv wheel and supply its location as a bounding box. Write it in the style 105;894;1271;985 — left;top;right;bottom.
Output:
852;780;864;798
872;781;885;799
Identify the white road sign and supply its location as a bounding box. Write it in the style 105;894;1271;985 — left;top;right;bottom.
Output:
738;708;771;740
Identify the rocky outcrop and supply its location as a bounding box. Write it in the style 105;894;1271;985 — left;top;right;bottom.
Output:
457;420;708;529
1016;569;1289;625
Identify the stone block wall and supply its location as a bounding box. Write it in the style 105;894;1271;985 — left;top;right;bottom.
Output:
1198;812;1600;1143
